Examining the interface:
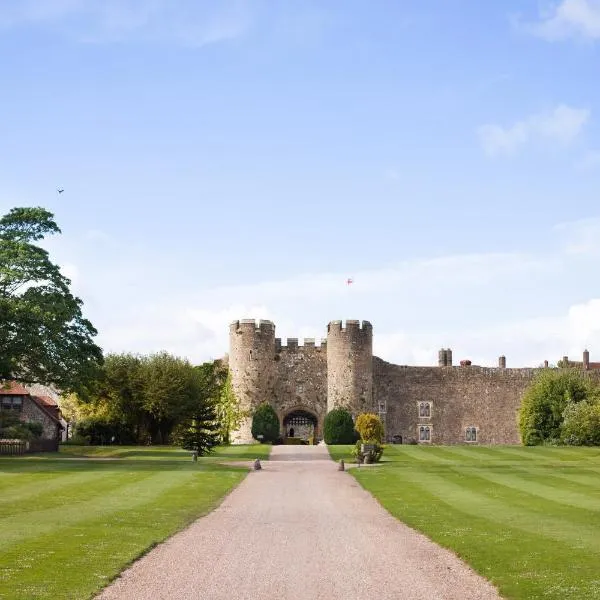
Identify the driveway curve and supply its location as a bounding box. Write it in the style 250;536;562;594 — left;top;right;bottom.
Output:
96;445;501;600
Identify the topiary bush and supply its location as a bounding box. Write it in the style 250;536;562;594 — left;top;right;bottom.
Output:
354;413;384;443
251;402;280;443
323;408;355;444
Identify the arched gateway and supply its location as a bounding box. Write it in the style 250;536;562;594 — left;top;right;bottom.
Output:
283;409;318;443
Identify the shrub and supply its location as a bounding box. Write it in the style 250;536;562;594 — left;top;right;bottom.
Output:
251;402;280;443
323;408;355;444
518;369;597;446
561;400;600;446
354;413;384;443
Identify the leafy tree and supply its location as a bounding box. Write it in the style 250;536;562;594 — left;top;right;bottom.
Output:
323;408;355;444
251;402;280;443
561;399;600;446
214;365;243;444
0;207;103;393
354;413;384;443
518;368;596;445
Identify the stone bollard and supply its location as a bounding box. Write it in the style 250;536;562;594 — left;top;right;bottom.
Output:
338;459;345;471
191;451;198;462
253;458;262;471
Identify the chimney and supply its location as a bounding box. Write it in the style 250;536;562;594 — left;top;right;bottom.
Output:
544;360;549;368
446;348;453;367
583;349;590;370
562;355;569;368
438;349;446;367
498;356;506;368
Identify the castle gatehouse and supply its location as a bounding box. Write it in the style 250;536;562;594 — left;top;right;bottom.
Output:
227;318;594;445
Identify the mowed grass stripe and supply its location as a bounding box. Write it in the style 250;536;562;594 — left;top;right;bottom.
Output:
0;468;142;508
453;467;600;516
396;469;600;550
0;470;201;549
0;446;264;600
353;468;600;600
1;468;245;600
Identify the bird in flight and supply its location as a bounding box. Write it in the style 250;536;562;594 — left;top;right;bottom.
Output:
346;278;353;285
57;188;64;194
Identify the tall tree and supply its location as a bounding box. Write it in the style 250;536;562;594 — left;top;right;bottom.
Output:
214;362;243;444
0;207;103;393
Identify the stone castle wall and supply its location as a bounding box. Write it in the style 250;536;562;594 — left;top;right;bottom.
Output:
273;340;327;432
374;358;536;445
228;318;597;445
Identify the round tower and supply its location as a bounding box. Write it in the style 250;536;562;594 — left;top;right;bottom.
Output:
229;319;277;443
326;320;373;416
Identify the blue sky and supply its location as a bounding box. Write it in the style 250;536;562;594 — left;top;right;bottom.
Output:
1;0;600;367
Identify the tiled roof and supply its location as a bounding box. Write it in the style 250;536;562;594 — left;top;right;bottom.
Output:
35;395;58;407
0;382;29;395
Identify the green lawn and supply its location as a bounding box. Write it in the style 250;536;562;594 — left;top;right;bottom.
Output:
0;444;271;600
328;445;600;599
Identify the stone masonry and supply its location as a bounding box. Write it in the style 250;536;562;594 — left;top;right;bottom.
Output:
228;318;594;445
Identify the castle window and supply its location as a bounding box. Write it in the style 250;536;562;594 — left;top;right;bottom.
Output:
419;426;431;442
418;402;431;418
465;427;477;442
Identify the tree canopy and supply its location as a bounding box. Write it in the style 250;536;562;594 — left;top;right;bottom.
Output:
0;206;103;393
518;368;600;446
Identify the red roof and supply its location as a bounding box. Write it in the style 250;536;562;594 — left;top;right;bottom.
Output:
35;395;58;407
0;382;29;395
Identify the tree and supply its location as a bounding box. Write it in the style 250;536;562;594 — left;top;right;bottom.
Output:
251;402;280;443
173;394;220;455
354;413;384;443
0;207;103;393
323;408;355;444
518;368;596;445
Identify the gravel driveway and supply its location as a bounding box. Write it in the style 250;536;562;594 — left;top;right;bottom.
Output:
95;445;501;600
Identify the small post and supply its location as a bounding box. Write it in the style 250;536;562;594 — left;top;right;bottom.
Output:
253;458;262;470
338;459;345;471
191;451;198;462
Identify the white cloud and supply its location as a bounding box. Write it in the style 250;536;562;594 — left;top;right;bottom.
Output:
478;105;590;157
0;0;252;46
523;0;600;41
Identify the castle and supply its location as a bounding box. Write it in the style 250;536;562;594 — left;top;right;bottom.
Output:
228;318;596;445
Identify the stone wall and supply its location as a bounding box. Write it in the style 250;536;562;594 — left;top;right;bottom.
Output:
326;320;373;415
20;397;60;440
273;341;327;435
374;358;537;444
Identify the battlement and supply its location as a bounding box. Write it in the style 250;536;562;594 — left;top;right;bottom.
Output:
327;319;373;334
275;337;327;351
230;319;275;335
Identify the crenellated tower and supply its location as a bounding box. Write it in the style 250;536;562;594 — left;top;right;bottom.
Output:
326;320;373;415
229;319;277;442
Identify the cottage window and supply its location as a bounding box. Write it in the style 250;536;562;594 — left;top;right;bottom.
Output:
419;425;431;442
465;427;477;442
419;402;431;418
1;396;23;410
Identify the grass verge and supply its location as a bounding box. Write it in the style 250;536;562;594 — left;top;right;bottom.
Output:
328;444;600;600
0;444;271;600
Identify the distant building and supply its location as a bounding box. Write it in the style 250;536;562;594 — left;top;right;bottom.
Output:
227;318;596;445
0;382;64;450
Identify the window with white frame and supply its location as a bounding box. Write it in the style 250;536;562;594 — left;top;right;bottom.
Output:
465;426;477;442
418;425;431;442
418;401;431;418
